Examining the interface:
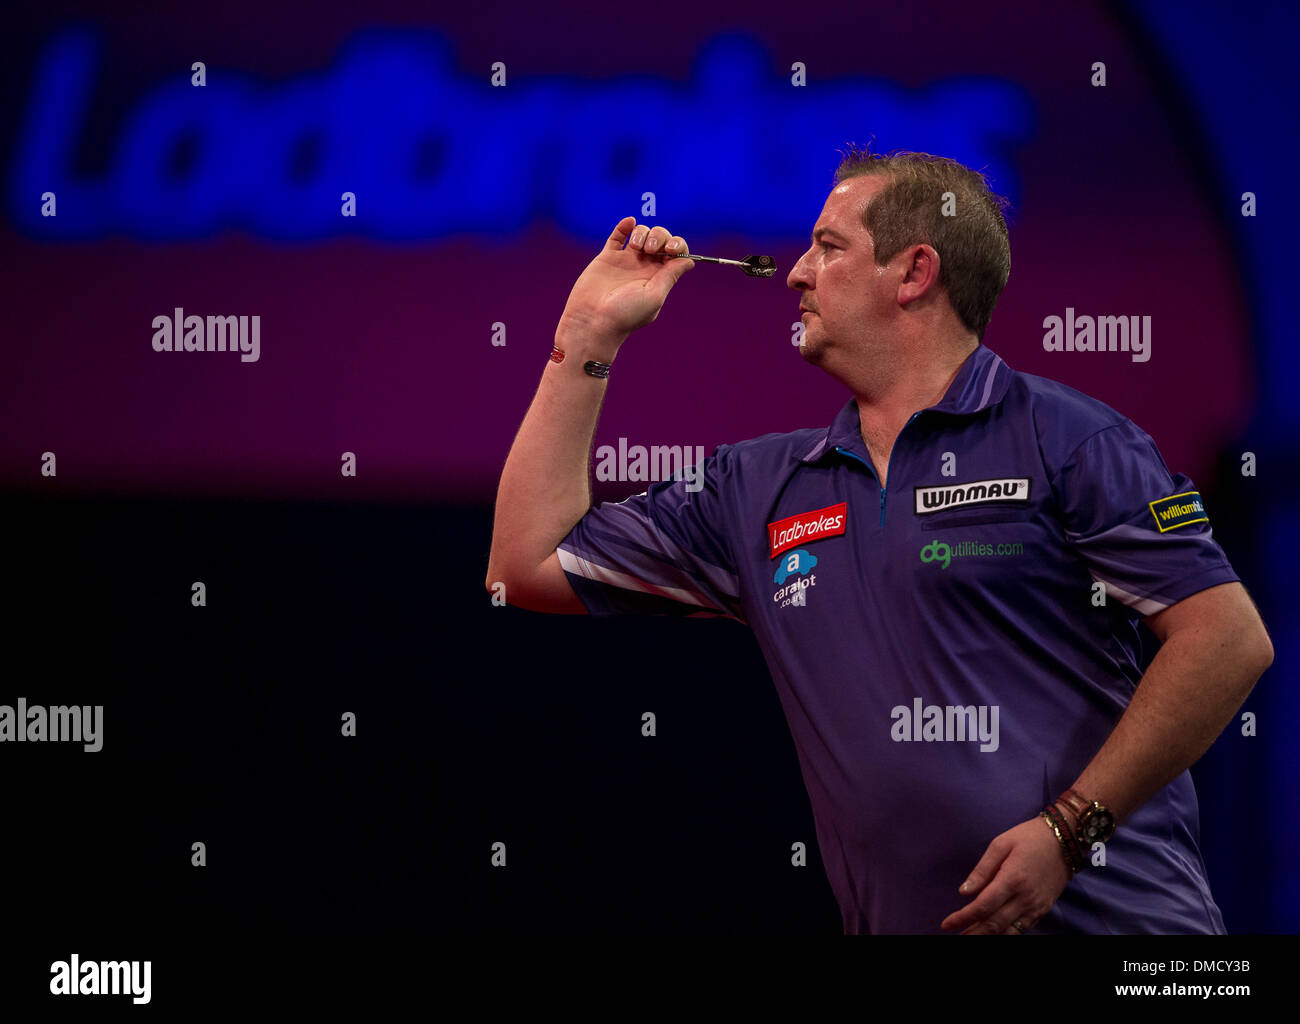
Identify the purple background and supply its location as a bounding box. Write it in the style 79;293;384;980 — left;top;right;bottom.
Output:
2;0;1251;502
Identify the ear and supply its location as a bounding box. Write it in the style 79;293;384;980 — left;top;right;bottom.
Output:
897;243;941;306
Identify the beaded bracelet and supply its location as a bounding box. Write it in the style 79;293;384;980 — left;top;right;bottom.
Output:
1041;805;1085;874
548;346;611;378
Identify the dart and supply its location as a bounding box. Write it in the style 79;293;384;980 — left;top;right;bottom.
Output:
663;253;778;278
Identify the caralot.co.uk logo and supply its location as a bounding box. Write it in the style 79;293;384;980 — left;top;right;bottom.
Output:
773;548;818;607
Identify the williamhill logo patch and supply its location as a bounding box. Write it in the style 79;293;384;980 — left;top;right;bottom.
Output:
1149;491;1208;532
768;502;847;559
913;478;1031;515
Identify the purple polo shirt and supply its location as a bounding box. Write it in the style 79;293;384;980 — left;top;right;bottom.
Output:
556;343;1238;934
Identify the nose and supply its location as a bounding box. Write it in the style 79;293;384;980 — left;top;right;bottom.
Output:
787;247;814;291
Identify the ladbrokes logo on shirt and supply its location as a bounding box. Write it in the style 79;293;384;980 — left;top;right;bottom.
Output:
768;502;847;559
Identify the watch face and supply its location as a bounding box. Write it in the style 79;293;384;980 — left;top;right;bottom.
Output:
1080;808;1115;842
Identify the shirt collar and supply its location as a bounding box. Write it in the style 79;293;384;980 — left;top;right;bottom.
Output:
796;343;1013;464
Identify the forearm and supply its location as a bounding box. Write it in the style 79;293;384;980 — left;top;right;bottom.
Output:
1067;628;1269;825
486;319;625;586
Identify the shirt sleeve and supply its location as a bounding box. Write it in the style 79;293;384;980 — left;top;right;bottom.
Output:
1052;419;1239;617
556;445;746;622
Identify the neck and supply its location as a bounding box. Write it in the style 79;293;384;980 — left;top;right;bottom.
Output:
848;335;979;435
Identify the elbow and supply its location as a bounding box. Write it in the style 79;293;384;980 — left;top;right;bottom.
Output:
486;561;529;608
485;532;519;599
485;561;507;598
1228;625;1274;687
1252;630;1275;674
485;537;507;595
1239;612;1275;675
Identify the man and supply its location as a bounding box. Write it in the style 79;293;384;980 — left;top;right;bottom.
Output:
485;146;1274;934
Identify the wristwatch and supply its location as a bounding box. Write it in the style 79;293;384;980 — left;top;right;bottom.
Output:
1057;788;1116;845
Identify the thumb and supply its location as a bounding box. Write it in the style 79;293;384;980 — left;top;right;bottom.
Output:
651;248;695;292
603;215;637;252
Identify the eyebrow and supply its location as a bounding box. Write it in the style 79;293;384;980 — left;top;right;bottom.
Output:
811;226;850;244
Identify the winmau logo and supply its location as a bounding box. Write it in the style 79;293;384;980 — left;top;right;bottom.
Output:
914;478;1030;515
768;502;847;559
